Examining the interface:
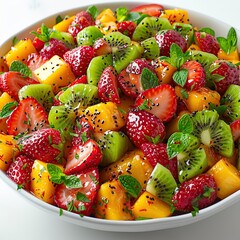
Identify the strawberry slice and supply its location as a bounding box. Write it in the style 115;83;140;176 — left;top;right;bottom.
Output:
7;97;49;136
117;21;136;38
0;72;38;100
135;84;177;122
55;167;99;216
98;66;120;104
27;53;47;72
65;139;102;175
93;38;112;56
130;4;164;17
230;119;240;141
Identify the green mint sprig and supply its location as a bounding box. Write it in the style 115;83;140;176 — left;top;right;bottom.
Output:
86;5;99;20
0;101;18;119
141;68;159;90
31;24;52;42
9;60;32;78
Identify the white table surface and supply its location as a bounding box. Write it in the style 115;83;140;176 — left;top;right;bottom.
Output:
0;0;240;239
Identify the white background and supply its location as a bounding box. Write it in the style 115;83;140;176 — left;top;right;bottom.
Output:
0;0;240;239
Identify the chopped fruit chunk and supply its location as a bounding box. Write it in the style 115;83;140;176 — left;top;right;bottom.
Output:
161;9;190;24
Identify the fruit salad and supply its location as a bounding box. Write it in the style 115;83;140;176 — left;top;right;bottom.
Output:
0;3;240;221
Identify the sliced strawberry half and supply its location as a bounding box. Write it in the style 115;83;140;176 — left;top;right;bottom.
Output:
55;167;99;216
27;53;47;72
230;119;240;141
117;21;136;38
130;4;164;17
7;97;49;136
93;38;112;56
135;84;177;122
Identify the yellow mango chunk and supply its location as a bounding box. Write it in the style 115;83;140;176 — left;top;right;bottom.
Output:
187;43;201;51
33;55;76;94
97;21;118;35
96;9;117;24
31;160;64;204
161;9;189;24
53;16;75;32
116;95;135;121
83;102;125;132
0;56;9;72
217;48;239;61
0;134;19;171
207;159;240;199
100;149;153;189
95;180;133;220
132;191;172;219
5;38;37;67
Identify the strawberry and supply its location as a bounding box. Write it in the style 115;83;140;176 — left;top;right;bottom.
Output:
65;139;102;175
155;29;187;56
134;84;177;122
181;60;206;91
39;38;70;59
125;109;166;148
19;128;63;164
130;4;164;17
0;72;38;100
55;167;99;216
32;37;45;52
93;38;112;56
117;21;136;38
194;31;220;56
7;97;49;136
98;66;120;104
6;155;34;191
172;174;217;212
210;60;240;94
27;53;47;72
230;119;240;141
140;142;178;180
63;46;94;77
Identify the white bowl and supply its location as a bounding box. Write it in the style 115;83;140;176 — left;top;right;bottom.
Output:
0;0;240;232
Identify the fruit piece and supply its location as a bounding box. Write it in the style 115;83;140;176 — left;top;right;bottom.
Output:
0;56;9;72
161;9;190;25
194;31;220;56
134;84;177;122
65;139;102;174
31;160;63;204
132;191;172;219
132;17;172;41
98;66;120;104
155;29;187;57
172;174;217;212
55;167;99;216
126;109;166;148
97;130;132;166
100;149;153;189
230;119;240;141
116;95;134;120
96;8;116;24
5;38;37;67
173;23;194;47
26;53;47;72
53;15;75;32
49;30;75;48
146;163;177;204
33;55;76;94
7;97;49;136
87;54;113;86
117;21;136;38
95;179;133;220
0;71;38;101
141;37;160;60
130;4;164;17
93;38;112;56
6;155;34;190
209;60;240;94
218;48;239;61
18;84;54;112
0;134;19;171
207;159;240;199
83;102;125;132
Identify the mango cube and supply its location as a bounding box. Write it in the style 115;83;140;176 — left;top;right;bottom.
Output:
53;16;75;32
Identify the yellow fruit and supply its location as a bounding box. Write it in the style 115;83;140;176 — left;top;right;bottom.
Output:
53;16;75;32
98;21;118;35
95;180;133;220
96;9;117;24
207;159;240;199
132;191;172;219
116;95;135;121
187;44;201;51
161;9;189;24
0;56;8;72
217;49;239;61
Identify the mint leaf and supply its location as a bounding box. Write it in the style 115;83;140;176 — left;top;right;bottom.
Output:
199;27;215;36
56;15;63;24
141;68;159;90
64;175;82;188
209;103;227;115
0;101;18;119
138;99;152;110
178;114;193;133
12;36;20;46
31;24;51;42
173;69;188;87
181;88;188;99
116;7;128;22
76;192;91;202
118;175;142;198
86;5;99;20
145;135;161;144
211;74;225;82
9;60;32;78
191;206;199;217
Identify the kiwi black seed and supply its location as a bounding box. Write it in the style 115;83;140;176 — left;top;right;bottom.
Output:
141;37;160;60
132;17;172;41
173;22;194;47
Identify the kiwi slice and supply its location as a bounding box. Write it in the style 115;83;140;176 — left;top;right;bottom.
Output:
141;37;160;60
132;17;172;41
190;110;234;157
222;84;240;122
59;83;99;109
18;84;54;112
87;54;113;85
76;26;103;46
96;130;133;167
146;163;177;204
50;30;75;47
173;23;194;47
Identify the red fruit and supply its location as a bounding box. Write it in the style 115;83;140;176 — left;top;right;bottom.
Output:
155;29;187;56
0;72;38;100
65;139;102;175
93;38;112;56
210;60;240;94
135;84;177;122
126;59;155;75
230;119;240;141
194;32;220;56
126;109;166;148
130;4;164;17
181;60;206;91
7;97;49;136
39;38;70;59
6;155;34;191
68;75;87;87
32;37;45;52
55;167;99;216
63;46;94;77
27;53;47;72
172;174;217;212
19;128;63;163
117;21;136;38
98;66;120;104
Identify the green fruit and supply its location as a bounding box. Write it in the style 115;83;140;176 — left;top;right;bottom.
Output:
50;30;75;47
173;23;194;47
141;37;160;60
